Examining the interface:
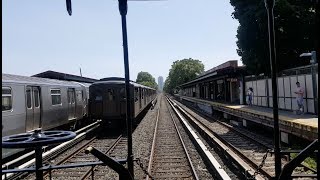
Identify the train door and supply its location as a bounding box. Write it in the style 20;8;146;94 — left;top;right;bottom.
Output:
76;90;83;117
134;87;139;116
92;88;103;117
82;89;88;116
120;87;126;116
146;90;149;103
143;89;146;106
25;86;41;132
67;88;76;120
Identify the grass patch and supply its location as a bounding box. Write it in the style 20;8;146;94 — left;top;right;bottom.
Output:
290;153;317;170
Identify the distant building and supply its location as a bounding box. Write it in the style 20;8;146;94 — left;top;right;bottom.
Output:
158;76;164;91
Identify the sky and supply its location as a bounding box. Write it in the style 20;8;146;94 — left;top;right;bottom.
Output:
2;0;241;82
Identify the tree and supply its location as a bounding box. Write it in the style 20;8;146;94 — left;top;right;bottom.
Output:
230;0;316;74
136;72;158;89
164;58;204;94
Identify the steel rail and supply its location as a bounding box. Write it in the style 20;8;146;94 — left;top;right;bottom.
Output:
166;96;231;180
172;96;274;150
174;96;318;176
42;136;98;178
41;135;122;180
4;135;124;180
165;97;199;180
146;96;161;180
2;120;101;170
167;96;266;180
146;95;199;179
2;120;101;180
79;135;123;180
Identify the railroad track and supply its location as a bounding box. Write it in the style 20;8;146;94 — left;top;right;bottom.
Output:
38;135;127;180
146;96;199;180
2;121;101;180
168;96;317;179
87;137;128;180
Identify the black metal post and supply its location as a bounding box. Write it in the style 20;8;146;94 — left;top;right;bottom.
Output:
279;139;318;179
118;0;134;177
35;146;43;180
85;146;133;179
264;0;281;179
241;75;246;105
310;59;318;114
314;1;319;179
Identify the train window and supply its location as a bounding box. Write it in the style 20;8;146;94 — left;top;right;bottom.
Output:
107;89;114;101
135;88;139;102
95;96;102;101
51;89;61;105
68;92;71;104
120;88;125;98
2;88;11;95
71;92;75;104
26;89;32;108
2;87;12;111
77;91;80;102
34;89;39;107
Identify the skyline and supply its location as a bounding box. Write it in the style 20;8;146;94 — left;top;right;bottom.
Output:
3;0;241;82
158;76;164;90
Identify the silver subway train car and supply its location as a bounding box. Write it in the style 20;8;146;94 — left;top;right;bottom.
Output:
89;77;157;128
2;73;90;138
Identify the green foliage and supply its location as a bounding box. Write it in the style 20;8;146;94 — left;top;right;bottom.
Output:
136;71;158;89
291;153;317;170
164;58;204;93
230;0;316;74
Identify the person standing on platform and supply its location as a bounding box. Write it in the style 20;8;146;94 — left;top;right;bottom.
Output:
294;82;305;114
247;87;253;106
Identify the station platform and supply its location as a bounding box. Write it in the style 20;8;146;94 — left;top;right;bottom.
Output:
175;95;318;142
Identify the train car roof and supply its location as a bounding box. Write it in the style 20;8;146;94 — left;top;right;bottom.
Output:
2;73;84;87
75;82;92;87
92;79;155;90
32;70;98;83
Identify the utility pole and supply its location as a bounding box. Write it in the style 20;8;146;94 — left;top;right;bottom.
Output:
314;1;319;179
118;0;134;177
264;0;281;179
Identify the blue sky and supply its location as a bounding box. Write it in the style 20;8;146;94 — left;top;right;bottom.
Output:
2;0;240;82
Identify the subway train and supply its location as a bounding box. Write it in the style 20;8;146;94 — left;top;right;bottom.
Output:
89;77;157;128
2;74;156;158
2;73;91;137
